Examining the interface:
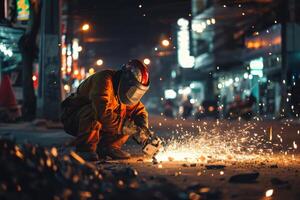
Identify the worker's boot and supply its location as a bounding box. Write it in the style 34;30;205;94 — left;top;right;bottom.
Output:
99;147;131;160
98;133;131;160
75;151;100;162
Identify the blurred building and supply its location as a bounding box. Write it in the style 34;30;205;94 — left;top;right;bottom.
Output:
131;36;178;115
1;0;63;120
186;0;300;118
0;0;27;100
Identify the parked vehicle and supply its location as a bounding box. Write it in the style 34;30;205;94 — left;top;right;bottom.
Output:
195;100;219;120
225;94;257;120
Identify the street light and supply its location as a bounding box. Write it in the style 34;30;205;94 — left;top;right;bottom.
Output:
81;23;90;31
143;58;151;65
96;59;103;66
89;68;95;75
161;39;170;47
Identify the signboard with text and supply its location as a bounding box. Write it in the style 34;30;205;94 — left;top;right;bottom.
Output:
16;0;30;21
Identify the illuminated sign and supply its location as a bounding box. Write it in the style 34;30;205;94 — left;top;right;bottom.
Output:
72;38;79;60
177;18;194;68
250;57;264;77
164;89;177;99
17;0;30;21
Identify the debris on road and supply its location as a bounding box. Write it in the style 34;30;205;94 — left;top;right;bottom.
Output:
271;177;291;189
229;172;260;183
152;157;159;165
186;183;222;200
205;165;226;170
0;139;188;200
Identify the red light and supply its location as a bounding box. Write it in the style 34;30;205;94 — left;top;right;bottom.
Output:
208;106;215;112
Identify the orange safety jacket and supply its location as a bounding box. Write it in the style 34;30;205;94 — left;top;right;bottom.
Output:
76;70;148;133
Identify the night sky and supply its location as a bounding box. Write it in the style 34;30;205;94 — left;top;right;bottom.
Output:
72;0;191;68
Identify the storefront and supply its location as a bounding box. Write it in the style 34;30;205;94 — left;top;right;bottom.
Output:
0;24;24;100
244;24;282;117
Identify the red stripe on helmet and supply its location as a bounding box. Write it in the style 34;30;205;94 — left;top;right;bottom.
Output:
140;67;149;85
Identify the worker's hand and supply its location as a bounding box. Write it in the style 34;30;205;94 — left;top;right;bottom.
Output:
134;126;153;145
122;118;138;135
122;118;153;145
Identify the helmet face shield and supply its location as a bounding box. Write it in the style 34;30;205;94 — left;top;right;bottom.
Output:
117;59;150;105
118;72;149;105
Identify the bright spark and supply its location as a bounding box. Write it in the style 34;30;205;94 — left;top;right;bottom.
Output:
293;141;297;149
155;121;297;164
265;189;274;197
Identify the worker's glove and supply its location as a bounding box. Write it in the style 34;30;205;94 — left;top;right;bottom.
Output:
122;119;139;136
133;125;154;145
122;118;153;145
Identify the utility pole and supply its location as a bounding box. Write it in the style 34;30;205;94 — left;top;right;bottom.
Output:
0;61;2;82
37;0;61;121
280;0;289;117
280;0;300;117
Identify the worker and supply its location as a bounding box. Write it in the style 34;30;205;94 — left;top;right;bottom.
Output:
61;59;151;161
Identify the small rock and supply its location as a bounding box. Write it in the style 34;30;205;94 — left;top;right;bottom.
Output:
271;177;290;189
168;157;174;162
112;167;138;179
190;163;196;167
229;172;259;183
260;162;266;166
199;155;206;162
182;163;189;167
152;157;158;165
188;192;201;200
186;184;222;199
205;165;226;170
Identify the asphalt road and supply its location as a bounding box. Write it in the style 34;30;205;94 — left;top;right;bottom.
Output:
0;116;300;200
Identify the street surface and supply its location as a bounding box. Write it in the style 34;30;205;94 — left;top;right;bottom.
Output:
0;116;300;199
